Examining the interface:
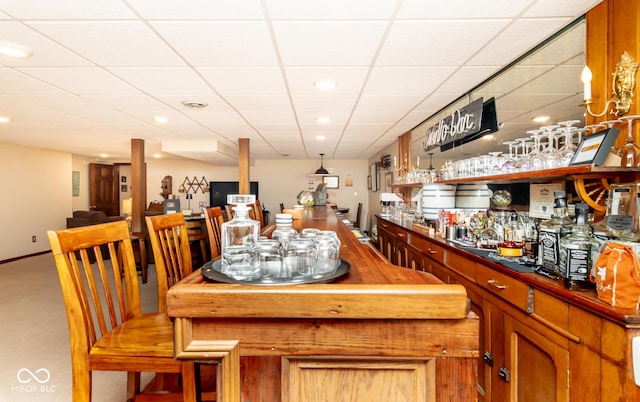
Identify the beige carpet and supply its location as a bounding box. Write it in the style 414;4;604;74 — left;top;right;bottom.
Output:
0;253;159;402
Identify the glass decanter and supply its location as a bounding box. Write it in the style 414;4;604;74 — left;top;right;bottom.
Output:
220;194;261;281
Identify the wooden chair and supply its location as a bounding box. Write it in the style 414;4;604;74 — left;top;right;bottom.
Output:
47;221;197;402
185;219;208;269
252;199;265;228
145;213;193;313
203;206;224;260
347;202;363;229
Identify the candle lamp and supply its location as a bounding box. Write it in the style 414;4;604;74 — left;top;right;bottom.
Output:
582;52;638;117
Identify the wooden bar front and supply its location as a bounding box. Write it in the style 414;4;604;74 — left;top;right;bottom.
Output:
166;206;479;402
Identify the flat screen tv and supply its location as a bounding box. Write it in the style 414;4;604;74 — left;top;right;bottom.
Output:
209;181;259;208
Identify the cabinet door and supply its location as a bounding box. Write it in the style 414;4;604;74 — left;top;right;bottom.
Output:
377;226;394;261
395;240;409;268
503;314;569;402
407;247;425;271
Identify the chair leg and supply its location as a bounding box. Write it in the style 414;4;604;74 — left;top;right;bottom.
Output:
181;362;198;402
72;367;92;402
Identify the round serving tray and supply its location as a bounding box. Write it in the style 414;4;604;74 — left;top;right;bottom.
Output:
201;258;350;285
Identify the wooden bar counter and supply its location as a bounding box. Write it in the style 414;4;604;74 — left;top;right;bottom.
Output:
166;206;479;402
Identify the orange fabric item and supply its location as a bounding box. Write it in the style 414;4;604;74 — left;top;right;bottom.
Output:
592;242;640;309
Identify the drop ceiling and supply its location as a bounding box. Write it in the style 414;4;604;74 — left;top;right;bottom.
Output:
0;0;602;165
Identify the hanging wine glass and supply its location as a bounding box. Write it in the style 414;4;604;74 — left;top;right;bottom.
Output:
619;115;640;167
527;130;545;171
488;151;503;173
539;125;561;169
515;138;533;171
501;141;518;172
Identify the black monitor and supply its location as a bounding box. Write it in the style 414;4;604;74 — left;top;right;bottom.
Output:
209;181;259;208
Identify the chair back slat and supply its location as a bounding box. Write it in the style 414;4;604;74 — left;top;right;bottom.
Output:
203;206;224;260
146;213;192;313
48;221;141;352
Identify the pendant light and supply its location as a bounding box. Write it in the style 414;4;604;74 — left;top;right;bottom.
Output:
315;153;329;174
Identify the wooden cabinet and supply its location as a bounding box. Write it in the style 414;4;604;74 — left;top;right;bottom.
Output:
376;215;640;402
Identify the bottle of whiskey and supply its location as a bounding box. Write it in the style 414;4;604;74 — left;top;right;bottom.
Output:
558;203;599;290
537;191;573;275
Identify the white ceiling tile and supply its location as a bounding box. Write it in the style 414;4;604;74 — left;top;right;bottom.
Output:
467;18;572;66
364;67;457;95
523;0;603;18
284;67;369;95
265;0;398;19
398;0;532;18
107;67;213;96
0;0;136;19
198;67;287;96
128;0;264;19
0;21;93;67
84;94;172;111
378;20;510;66
1;69;69;95
273;21;388;66
16;67;139;95
27;21;185;67
151;21;278;66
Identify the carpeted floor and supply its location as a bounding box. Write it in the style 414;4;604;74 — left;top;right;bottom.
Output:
0;253;159;402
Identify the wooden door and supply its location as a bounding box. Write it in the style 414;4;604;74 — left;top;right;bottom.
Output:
89;163;119;216
503;314;569;402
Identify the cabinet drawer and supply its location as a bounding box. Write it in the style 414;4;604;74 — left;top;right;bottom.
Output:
443;249;476;282
476;264;530;311
408;234;444;263
376;219;407;239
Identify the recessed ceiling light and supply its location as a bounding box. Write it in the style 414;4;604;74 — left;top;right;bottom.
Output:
0;115;11;123
0;41;33;59
315;135;326;141
532;115;550;123
316;117;331;124
99;153;109;159
482;134;494;140
153;153;162;159
181;101;208;109
314;80;336;90
154;115;170;124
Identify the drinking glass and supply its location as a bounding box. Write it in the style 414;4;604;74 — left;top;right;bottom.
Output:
284;238;317;280
313;235;340;276
255;239;283;281
501;141;518;172
619;115;640;167
539;125;561;169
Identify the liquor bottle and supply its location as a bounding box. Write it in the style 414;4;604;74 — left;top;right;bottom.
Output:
558;203;599;291
537;191;573;275
220;194;261;281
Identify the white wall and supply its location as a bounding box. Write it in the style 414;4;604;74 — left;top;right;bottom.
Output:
0;143;71;260
0;142;378;261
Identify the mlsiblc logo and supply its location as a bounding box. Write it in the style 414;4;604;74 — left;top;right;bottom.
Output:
11;368;56;393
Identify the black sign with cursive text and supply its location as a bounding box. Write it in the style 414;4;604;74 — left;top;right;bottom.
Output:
419;97;485;152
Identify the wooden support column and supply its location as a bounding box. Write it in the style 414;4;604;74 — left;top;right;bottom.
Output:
238;138;250;194
586;0;640;148
131;139;146;233
398;131;412;175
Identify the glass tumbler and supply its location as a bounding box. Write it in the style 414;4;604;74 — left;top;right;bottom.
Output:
255;239;283;282
284;238;317;280
313;235;340;277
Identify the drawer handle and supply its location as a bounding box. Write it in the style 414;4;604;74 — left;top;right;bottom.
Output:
487;279;507;290
398;233;406;238
427;248;437;254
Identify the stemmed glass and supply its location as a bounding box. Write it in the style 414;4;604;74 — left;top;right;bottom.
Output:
488;151;503;174
515;138;533;171
619;115;640;167
527;130;545;170
539;125;561;169
501;141;518;172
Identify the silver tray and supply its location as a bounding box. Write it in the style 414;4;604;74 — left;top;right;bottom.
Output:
201;258;350;285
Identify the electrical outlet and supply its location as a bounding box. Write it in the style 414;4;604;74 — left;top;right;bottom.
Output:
32;235;36;243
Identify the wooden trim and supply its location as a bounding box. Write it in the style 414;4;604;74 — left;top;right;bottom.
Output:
174;317;241;402
0;250;50;265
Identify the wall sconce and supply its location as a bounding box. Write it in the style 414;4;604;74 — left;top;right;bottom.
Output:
582;51;639;117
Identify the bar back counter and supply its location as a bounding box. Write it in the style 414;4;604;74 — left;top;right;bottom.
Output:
166;206;479;402
376;214;640;402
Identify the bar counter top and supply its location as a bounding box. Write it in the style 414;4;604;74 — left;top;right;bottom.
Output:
166;206;479;402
